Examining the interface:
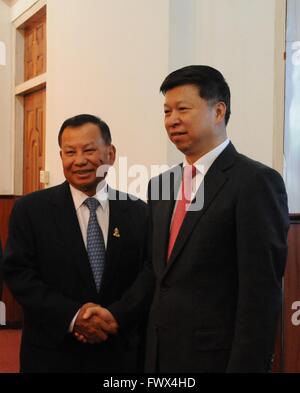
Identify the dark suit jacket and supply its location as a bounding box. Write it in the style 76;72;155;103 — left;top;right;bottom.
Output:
3;181;148;372
110;143;289;373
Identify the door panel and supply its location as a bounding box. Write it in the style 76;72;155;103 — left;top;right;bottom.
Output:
23;88;46;195
24;14;46;81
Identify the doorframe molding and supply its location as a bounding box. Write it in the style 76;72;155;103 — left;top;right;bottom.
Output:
11;0;47;195
272;0;287;175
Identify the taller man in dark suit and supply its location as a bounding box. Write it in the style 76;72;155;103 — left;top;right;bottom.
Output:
3;114;148;372
83;66;289;372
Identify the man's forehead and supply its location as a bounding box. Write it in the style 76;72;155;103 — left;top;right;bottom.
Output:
61;141;96;148
64;122;100;133
164;85;200;101
61;125;102;143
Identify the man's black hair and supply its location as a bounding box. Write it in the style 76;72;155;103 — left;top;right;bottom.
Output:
160;65;231;125
58;114;112;146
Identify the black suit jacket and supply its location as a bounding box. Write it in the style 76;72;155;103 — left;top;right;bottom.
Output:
3;182;148;372
110;143;289;373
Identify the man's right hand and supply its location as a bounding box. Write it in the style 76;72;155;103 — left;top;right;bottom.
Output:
72;302;118;344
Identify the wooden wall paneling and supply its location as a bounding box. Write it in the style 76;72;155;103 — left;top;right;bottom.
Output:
0;197;16;245
283;216;300;372
0;197;23;325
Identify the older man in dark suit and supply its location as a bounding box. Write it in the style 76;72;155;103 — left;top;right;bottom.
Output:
83;66;289;373
3;114;147;372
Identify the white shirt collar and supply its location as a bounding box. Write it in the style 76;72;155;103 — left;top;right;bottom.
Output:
183;139;230;175
69;180;109;211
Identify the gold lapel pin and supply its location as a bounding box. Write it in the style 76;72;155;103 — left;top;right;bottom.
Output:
113;227;120;238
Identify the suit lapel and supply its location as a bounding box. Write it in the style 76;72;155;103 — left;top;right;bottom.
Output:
99;189;128;294
165;143;238;273
151;166;182;272
50;182;95;291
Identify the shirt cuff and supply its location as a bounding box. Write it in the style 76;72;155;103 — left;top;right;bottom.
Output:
69;309;81;333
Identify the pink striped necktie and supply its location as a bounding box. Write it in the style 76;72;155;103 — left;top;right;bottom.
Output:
167;165;196;261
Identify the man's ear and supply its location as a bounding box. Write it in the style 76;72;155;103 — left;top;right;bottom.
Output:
59;150;62;159
107;144;116;165
215;102;226;124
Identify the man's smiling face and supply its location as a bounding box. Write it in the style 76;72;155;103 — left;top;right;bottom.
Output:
164;84;223;163
60;122;115;195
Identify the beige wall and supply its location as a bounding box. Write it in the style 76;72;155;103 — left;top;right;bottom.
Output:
46;0;169;192
0;0;12;194
4;0;286;196
168;0;285;169
195;0;280;168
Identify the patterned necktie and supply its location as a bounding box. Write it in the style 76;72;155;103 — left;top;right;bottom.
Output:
167;165;196;261
84;197;106;292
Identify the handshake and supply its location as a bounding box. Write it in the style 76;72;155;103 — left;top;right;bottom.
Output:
72;303;118;344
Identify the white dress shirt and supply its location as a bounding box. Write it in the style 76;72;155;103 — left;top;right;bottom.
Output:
171;139;230;223
68;180;110;332
69;181;109;247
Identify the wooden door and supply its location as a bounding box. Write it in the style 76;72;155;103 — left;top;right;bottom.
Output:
24;13;46;81
23;88;46;195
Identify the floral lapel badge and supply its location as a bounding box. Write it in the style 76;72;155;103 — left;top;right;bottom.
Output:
113;227;120;238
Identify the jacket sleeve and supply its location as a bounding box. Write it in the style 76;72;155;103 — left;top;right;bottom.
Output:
3;199;81;344
226;166;289;372
108;186;155;330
